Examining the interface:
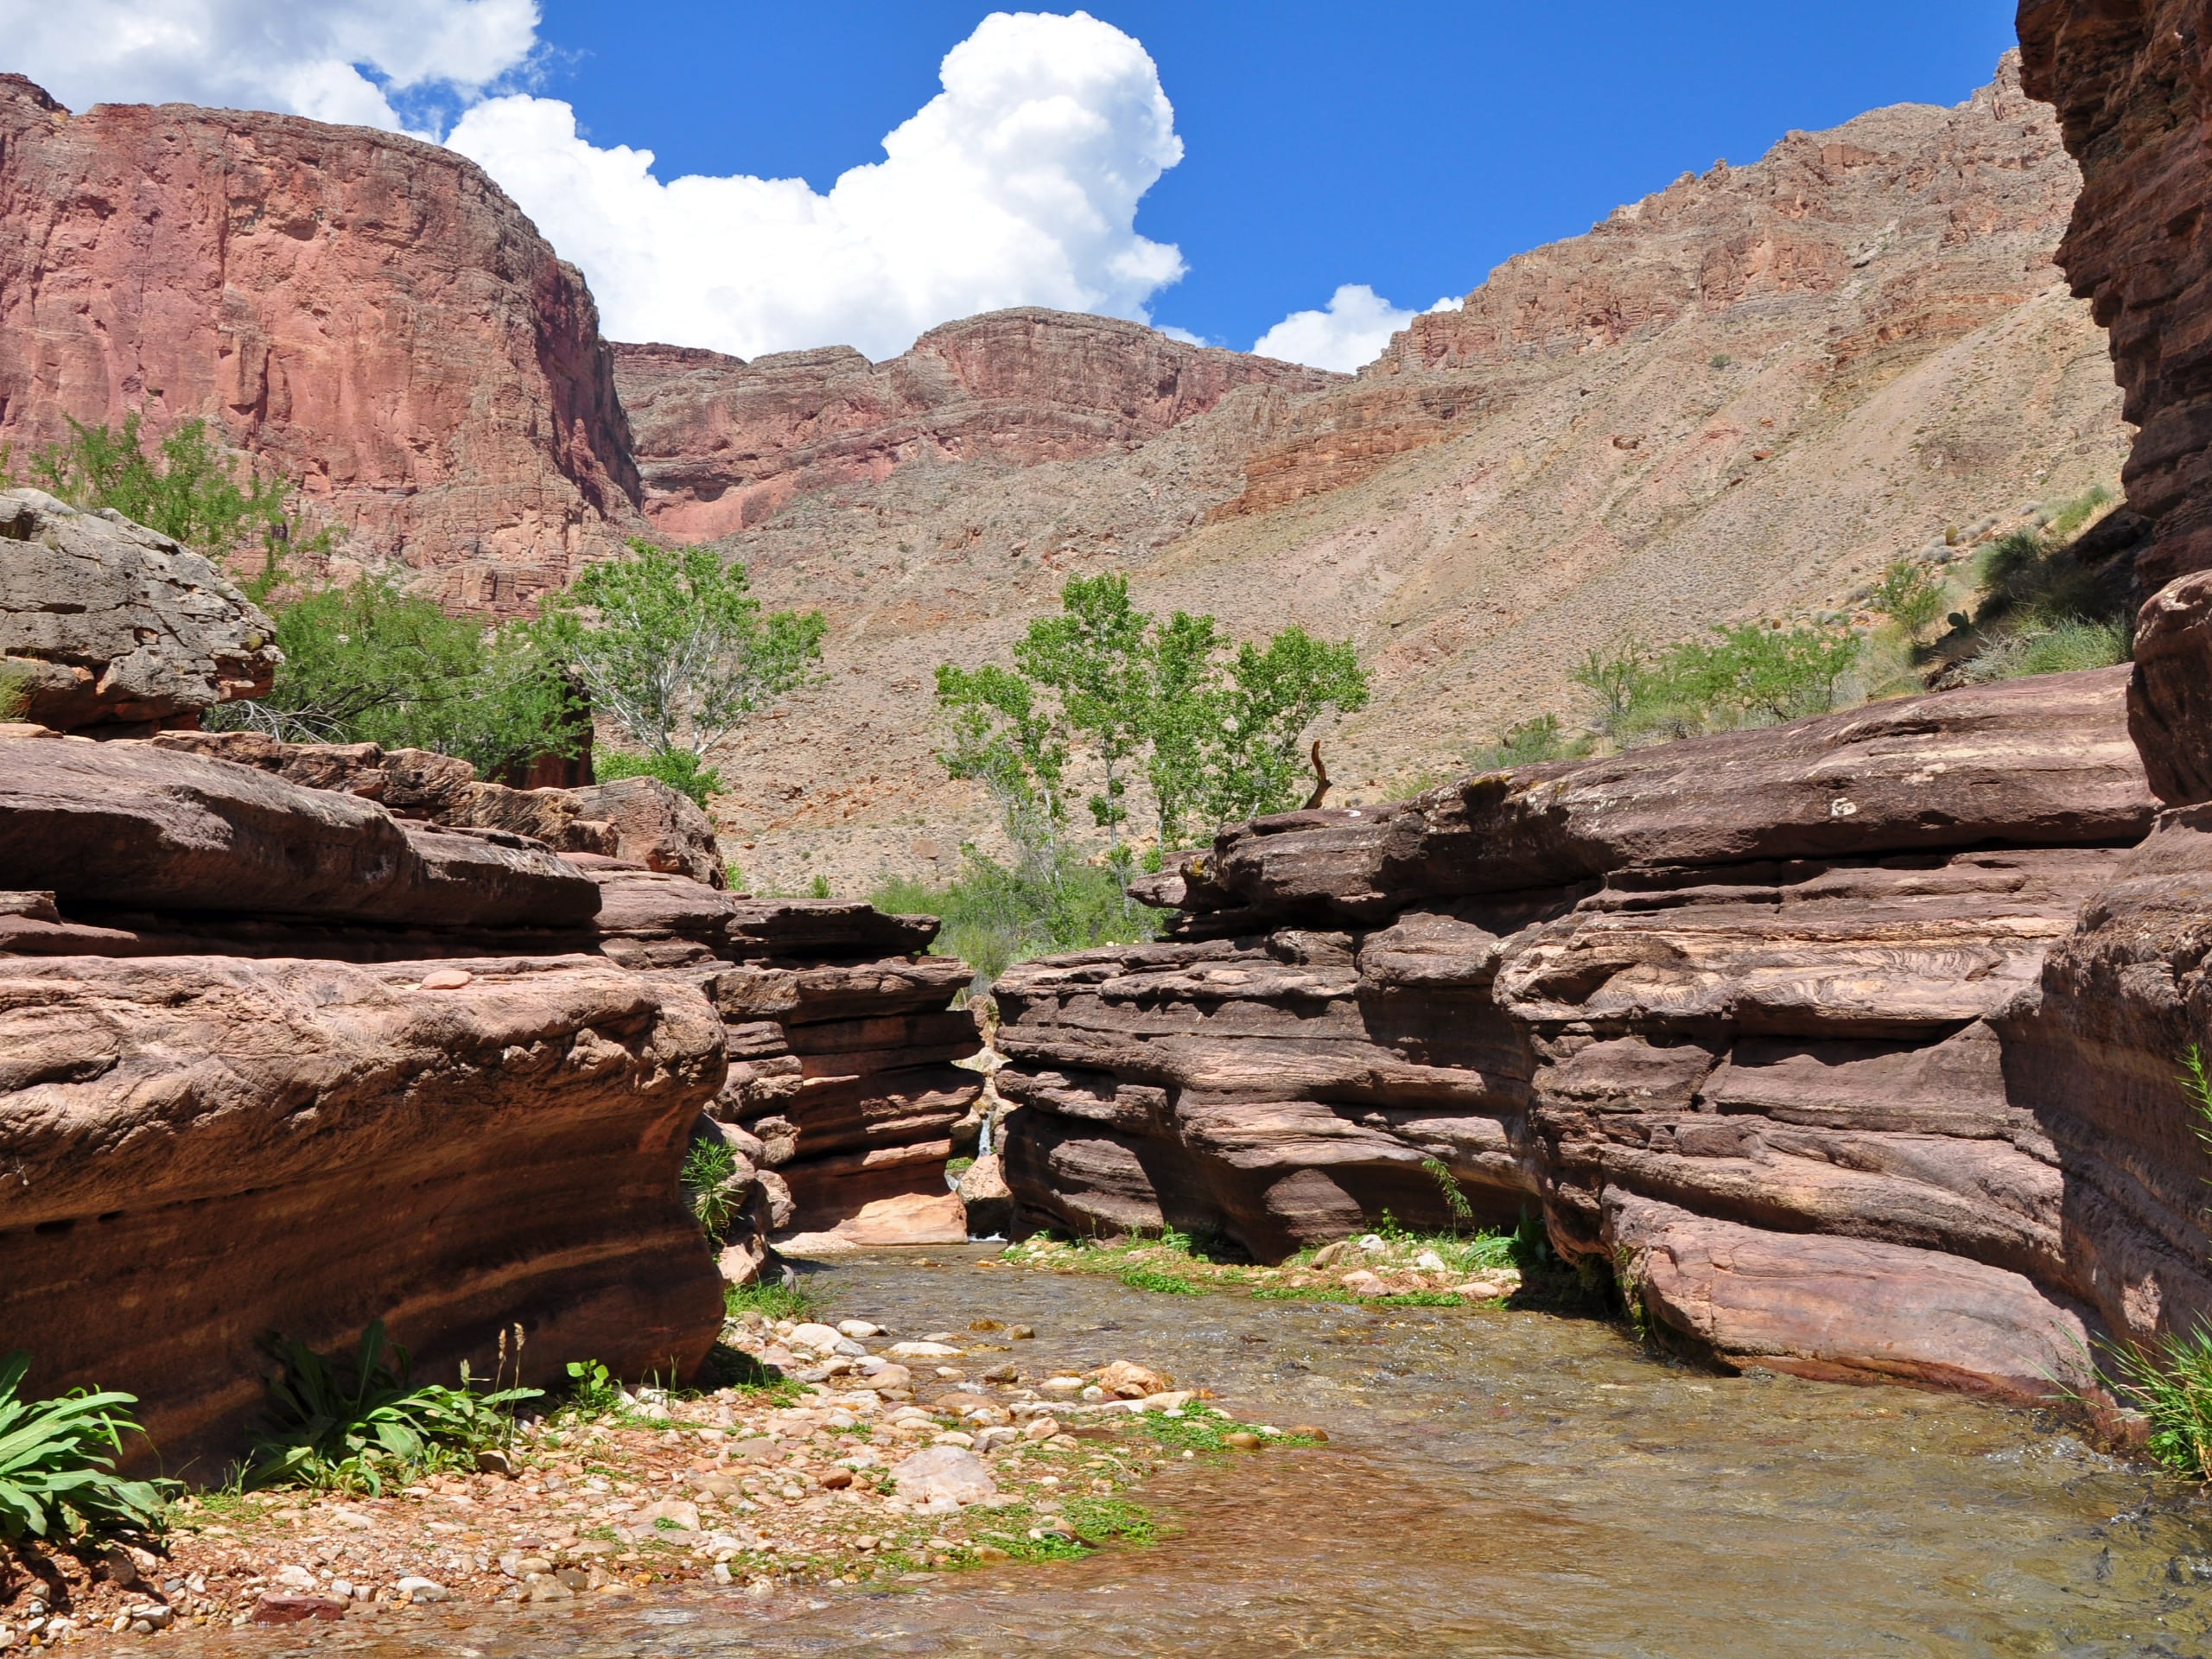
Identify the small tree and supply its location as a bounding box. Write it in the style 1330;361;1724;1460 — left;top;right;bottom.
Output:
1014;574;1151;866
534;540;826;781
1668;622;1861;724
934;662;1071;881
1870;560;1948;641
1205;626;1370;823
1141;609;1227;856
1570;641;1649;747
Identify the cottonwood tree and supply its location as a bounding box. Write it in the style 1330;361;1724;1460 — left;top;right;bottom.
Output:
533;540;826;792
934;576;1370;875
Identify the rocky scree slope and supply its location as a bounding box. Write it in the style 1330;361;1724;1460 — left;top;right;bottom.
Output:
0;502;982;1460
0;74;641;615
683;57;2132;893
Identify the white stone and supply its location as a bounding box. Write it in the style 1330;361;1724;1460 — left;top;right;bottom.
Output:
836;1320;882;1339
1414;1250;1448;1271
786;1323;844;1351
887;1340;963;1358
395;1577;448;1604
888;1445;998;1506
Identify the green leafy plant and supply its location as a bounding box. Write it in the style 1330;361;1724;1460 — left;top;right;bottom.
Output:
594;745;725;808
1464;713;1588;772
247;1321;540;1494
872;851;1158;980
564;1360;621;1414
1869;559;1949;641
1422;1157;1476;1231
0;1352;173;1542
24;413;311;569
208;574;585;779
681;1137;744;1244
531;539;825;794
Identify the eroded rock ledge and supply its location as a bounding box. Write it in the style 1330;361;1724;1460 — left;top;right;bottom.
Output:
996;664;2210;1398
0;724;979;1459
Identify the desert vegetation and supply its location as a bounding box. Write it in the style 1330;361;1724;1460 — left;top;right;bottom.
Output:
892;574;1370;974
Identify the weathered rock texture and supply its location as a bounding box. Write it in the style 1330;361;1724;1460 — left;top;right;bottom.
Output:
148;730;726;887
677;60;2133;895
613;310;1337;541
2022;0;2212;593
0;489;280;733
0;75;639;613
0;714;976;1459
999;667;2181;1397
0;952;728;1460
703;915;982;1236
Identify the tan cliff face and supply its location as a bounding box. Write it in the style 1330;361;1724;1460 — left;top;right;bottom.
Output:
612;308;1338;542
685;57;2133;893
0;74;641;614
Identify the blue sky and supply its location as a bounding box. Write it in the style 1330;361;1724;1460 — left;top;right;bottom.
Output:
3;1;2024;367
521;1;2022;352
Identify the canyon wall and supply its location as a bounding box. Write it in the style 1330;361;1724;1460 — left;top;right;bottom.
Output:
996;667;2212;1397
0;505;979;1460
2020;0;2212;593
613;309;1336;541
0;75;640;614
687;58;2134;894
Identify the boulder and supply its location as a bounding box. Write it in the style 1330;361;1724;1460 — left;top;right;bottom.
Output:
0;952;728;1459
0;489;280;733
1605;1192;2091;1398
0;735;600;930
886;1444;995;1505
568;776;725;887
2128;569;2212;805
955;1153;1014;1237
725;899;940;963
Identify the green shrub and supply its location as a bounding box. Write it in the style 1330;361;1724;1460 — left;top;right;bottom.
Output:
595;745;723;808
0;1352;173;1542
246;1322;540;1494
208;574;584;778
1465;714;1589;772
873;849;1159;981
2102;1329;2212;1478
722;1281;816;1322
21;413;302;569
1869;559;1949;640
681;1137;744;1244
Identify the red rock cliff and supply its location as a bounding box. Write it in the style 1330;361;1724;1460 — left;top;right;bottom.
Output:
0;75;640;613
613;308;1338;541
2020;0;2212;590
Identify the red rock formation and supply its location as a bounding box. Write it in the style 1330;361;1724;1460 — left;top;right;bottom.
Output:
613;309;1338;541
0;951;728;1459
2020;0;2212;591
997;668;2160;1398
0;75;640;613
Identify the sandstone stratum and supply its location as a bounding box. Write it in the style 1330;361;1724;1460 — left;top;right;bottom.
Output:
0;500;984;1458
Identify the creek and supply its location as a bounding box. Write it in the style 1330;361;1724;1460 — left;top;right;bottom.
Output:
234;1248;2212;1658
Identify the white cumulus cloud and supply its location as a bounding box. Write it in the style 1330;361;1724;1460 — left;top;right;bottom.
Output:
1253;284;1468;372
0;0;539;131
447;10;1186;362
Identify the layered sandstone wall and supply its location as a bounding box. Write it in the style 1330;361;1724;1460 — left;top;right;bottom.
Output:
0;76;641;613
613;309;1337;541
995;667;2211;1399
2020;0;2212;592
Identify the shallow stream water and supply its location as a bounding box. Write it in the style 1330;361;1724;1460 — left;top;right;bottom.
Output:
226;1248;2212;1658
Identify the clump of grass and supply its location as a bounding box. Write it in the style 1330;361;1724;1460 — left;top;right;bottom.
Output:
246;1322;539;1494
0;1352;175;1543
722;1280;817;1322
1116;1266;1205;1295
2102;1330;2212;1478
1130;1406;1323;1455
